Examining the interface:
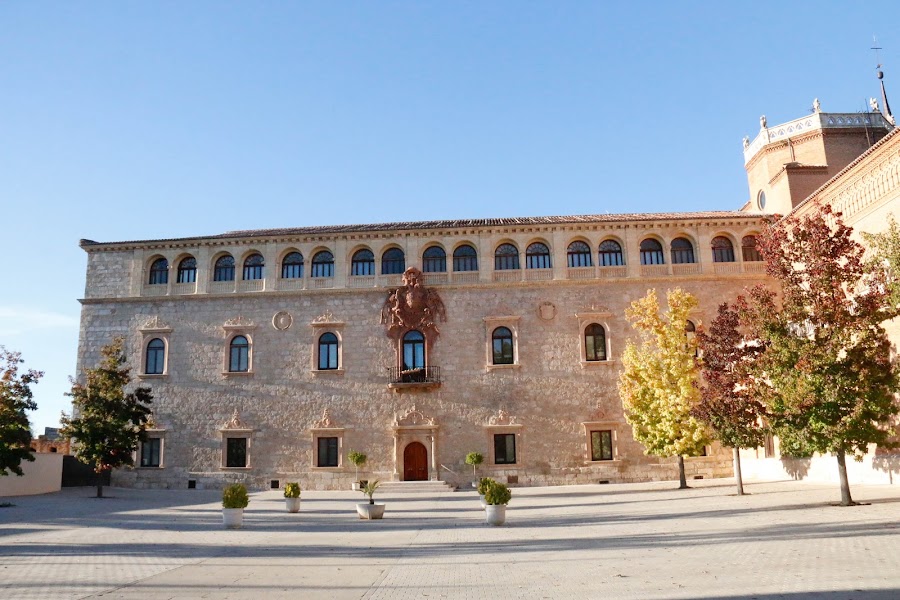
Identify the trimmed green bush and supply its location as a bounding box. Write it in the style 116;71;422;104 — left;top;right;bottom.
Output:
222;483;249;509
476;477;495;496
283;482;301;498
484;481;511;506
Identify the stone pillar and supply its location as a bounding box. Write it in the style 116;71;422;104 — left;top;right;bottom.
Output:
429;434;437;481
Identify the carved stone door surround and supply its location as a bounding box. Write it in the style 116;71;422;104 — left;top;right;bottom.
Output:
391;405;439;481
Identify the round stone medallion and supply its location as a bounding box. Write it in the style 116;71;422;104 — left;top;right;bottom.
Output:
272;311;293;331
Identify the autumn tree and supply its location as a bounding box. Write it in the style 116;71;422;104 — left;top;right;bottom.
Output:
619;288;709;489
742;205;899;506
694;302;767;495
0;348;43;477
863;215;900;315
61;338;153;497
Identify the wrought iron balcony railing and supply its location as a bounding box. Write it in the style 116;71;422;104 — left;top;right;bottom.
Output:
388;366;441;386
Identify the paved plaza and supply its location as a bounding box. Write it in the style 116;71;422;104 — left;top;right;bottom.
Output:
1;479;899;599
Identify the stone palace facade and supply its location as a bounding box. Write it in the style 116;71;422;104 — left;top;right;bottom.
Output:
76;102;900;490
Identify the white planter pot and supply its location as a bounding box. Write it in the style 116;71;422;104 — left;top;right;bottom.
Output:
285;497;301;513
356;502;385;520
222;508;244;529
479;494;487;509
471;481;478;489
485;504;506;526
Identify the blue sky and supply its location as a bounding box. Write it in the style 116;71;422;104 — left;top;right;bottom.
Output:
1;2;897;433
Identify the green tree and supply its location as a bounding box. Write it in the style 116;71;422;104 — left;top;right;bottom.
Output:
61;338;153;497
863;215;900;315
0;348;43;477
742;206;899;506
694;302;768;495
619;288;709;489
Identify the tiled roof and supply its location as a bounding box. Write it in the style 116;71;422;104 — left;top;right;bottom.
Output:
80;210;764;248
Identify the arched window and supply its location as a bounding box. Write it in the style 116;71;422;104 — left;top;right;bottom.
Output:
381;248;405;275
671;238;695;264
685;320;698;357
742;235;763;262
229;335;249;373
584;324;607;362
640;239;664;265
402;330;425;370
599;240;625;266
351;249;375;276
281;252;304;279
422;246;447;273
526;242;551;269
176;257;196;284
242;254;265;280
145;338;166;374
711;236;736;263
452;244;478;272
492;327;514;365
567;241;592;268
214;255;235;282
317;332;339;370
148;258;168;285
494;244;520;270
311;251;334;278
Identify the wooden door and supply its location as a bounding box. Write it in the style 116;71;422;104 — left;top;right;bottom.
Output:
403;442;428;481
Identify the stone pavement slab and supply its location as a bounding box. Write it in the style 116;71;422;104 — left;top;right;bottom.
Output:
1;479;899;599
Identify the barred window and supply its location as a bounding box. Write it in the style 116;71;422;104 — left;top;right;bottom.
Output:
226;438;248;468
494;433;516;464
526;243;551;269
177;257;197;284
381;248;406;275
242;254;265;280
317;437;338;467
567;241;592;267
422;246;447;273
599;240;625;266
590;430;613;461
452;244;478;272
351;249;375;276
494;244;520;270
281;252;304;279
214;255;235;282
639;239;664;265
148;258;168;285
671;238;695;264
311;251;335;278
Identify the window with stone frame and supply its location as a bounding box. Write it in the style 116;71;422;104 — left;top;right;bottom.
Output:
452;244;478;272
281;252;304;279
671;237;695;264
317;332;339;370
148;258;169;285
491;327;514;365
144;338;166;375
140;437;162;467
711;236;736;263
639;239;665;265
742;235;763;262
351;249;375;276
493;433;517;464
494;243;520;270
525;242;551;269
567;241;593;267
590;430;614;461
311;250;335;278
381;247;406;275
584;324;607;362
228;335;250;373
422;246;447;273
242;254;265;280
176;256;197;283
599;240;625;266
317;436;339;467
225;437;248;468
213;255;235;281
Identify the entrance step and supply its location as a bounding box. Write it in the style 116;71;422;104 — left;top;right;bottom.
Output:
377;480;456;493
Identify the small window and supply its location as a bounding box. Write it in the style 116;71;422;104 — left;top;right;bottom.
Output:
711;236;736;263
525;242;551;269
145;338;166;375
140;438;161;467
148;258;169;285
402;330;425;370
177;257;197;284
311;251;334;278
599;240;625;267
281;252;304;279
584;324;607;362
452;244;478;272
671;238;695;264
590;430;613;461
492;327;514;365
351;249;375;276
229;335;250;372
381;248;406;275
639;239;664;265
214;255;235;282
757;190;767;210
494;244;520;271
317;437;339;467
318;332;339;370
243;253;265;280
494;433;517;464
226;437;248;468
742;236;763;262
567;241;592;268
422;246;447;273
685;320;697;357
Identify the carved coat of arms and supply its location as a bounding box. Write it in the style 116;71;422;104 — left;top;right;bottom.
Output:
380;268;447;346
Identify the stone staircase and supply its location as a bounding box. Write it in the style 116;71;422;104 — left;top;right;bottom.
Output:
376;480;456;493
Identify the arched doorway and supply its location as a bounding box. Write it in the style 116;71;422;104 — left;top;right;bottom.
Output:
403;442;428;481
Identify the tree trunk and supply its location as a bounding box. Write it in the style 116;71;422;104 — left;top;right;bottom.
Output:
677;455;688;489
836;449;854;506
733;447;745;496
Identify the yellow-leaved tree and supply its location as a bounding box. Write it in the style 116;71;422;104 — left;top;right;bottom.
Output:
618;288;709;489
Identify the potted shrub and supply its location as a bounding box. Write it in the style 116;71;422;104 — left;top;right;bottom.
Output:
476;477;495;509
348;450;368;491
283;482;301;513
465;452;483;487
356;479;385;520
484;481;511;526
222;483;249;528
